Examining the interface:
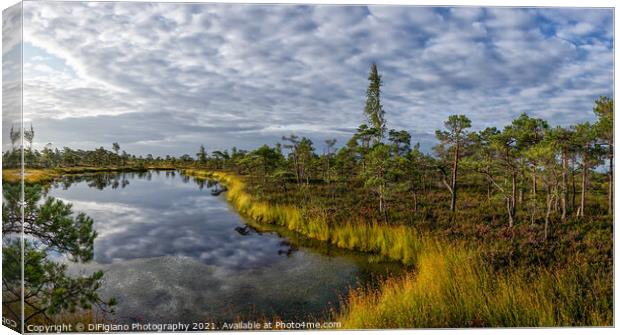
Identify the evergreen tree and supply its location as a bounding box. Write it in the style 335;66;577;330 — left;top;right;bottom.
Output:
572;122;599;217
112;142;120;154
197;145;208;165
593;96;613;215
2;184;115;327
435;115;471;212
364;63;386;144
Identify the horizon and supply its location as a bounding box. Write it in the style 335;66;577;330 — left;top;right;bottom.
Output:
2;2;614;156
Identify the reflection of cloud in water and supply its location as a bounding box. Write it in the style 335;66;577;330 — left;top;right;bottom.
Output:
54;198;144;239
50;174;307;270
52;172;390;323
70;253;358;323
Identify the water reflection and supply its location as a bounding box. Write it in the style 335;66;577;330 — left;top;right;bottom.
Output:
50;171;400;323
53;171;289;269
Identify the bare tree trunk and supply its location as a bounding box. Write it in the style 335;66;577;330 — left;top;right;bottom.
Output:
293;155;300;185
561;150;568;221
609;144;613;215
579;159;588;217
383;205;389;224
507;198;514;227
511;171;517;221
532;169;537;195
571;157;576;213
450;144;459;212
530;199;536;225
325;155;330;184
545;193;554;241
413;192;418;212
379;183;388;224
487;181;491;203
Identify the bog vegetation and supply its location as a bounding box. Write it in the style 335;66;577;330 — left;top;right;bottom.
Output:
2;63;613;328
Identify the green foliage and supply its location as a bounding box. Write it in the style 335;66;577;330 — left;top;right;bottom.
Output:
177;78;612;328
388;129;411;156
338;244;611;328
364;63;387;143
435;115;472;146
2;64;612;327
283;135;315;185
2;128;191;169
3;184;97;262
593;96;613;144
435;114;472;211
2;184;115;326
504;113;548;151
111;142;120;154
196;144;208;165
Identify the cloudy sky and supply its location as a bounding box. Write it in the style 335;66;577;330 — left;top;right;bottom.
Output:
2;2;614;156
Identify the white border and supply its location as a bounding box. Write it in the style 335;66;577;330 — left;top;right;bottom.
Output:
0;1;616;334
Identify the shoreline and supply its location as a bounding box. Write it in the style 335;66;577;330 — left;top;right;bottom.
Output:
182;168;433;266
182;168;612;327
2;167;611;327
2;166;177;184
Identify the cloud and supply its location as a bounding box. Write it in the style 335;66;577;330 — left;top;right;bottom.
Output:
2;3;22;152
51;172;289;269
15;3;613;155
2;2;21;54
55;170;367;322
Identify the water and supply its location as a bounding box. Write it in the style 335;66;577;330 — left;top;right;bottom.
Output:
47;170;400;324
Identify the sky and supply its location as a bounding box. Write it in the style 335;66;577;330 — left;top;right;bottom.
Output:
2;2;614;156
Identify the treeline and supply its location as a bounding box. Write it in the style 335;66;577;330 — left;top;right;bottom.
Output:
2;137;197;168
3;64;612;234
191;64;613;236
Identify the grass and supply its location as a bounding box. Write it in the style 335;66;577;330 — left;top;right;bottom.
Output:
337;245;612;328
2;165;174;184
2;294;109;332
5;167;609;328
184;169;613;328
184;169;429;266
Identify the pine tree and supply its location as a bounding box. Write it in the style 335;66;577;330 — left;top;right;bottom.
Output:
364;63;386;144
197;145;208;165
593;96;613;215
435;115;471;212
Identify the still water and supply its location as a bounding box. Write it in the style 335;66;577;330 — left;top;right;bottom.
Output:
48;170;400;324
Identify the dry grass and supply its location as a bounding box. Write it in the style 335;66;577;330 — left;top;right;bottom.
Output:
337;245;612;328
184;169;613;328
184;169;429;265
2;166;173;184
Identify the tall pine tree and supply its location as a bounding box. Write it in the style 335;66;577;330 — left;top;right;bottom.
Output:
364;63;386;144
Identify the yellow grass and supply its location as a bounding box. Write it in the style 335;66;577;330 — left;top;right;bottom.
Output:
184;169;429;265
185;169;612;328
2;166;174;184
337;244;612;327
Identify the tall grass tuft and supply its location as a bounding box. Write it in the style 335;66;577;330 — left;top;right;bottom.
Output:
184;169;430;266
184;169;612;328
337;244;612;328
